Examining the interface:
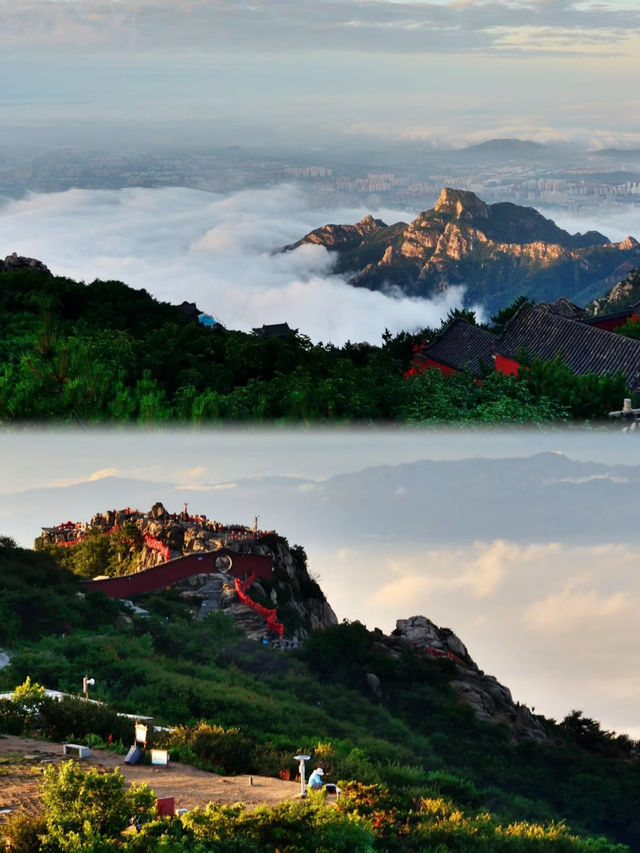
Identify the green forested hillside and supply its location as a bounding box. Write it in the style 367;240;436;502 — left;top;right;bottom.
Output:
0;266;634;423
1;538;639;851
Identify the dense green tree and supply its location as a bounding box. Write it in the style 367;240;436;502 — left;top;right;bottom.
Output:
615;317;640;340
0;266;633;423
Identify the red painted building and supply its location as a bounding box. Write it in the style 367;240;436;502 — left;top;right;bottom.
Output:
408;304;640;393
584;305;640;333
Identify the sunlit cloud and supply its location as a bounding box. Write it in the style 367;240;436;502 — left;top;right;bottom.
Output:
551;474;630;485
184;466;207;480
310;536;640;733
88;467;119;481
174;482;238;492
523;586;633;633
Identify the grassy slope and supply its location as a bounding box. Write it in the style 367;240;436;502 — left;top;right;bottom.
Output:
1;541;640;849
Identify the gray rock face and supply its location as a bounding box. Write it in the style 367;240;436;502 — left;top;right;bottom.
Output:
394;616;475;667
366;672;383;701
0;253;51;274
392;615;546;741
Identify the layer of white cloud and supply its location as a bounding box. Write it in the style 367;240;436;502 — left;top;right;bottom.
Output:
537;204;640;244
0;184;470;344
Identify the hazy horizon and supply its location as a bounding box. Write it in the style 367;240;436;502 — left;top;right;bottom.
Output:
2;0;640;152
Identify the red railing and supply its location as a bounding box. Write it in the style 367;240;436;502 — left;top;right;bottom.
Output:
422;646;466;666
143;534;171;562
234;573;284;637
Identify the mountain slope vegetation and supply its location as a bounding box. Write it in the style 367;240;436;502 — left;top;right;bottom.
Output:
1;264;637;423
1;537;639;850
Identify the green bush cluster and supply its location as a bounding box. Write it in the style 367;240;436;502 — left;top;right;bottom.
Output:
2;761;156;853
166;723;252;774
0;692;134;746
0;269;633;423
38;523;145;579
2;770;627;853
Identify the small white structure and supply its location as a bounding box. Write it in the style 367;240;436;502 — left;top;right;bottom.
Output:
63;744;90;758
150;749;170;767
294;754;311;797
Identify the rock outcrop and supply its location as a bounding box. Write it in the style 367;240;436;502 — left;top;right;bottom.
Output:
390;616;546;740
283;214;389;253
0;253;51;274
589;267;640;316
284;188;640;312
37;503;338;644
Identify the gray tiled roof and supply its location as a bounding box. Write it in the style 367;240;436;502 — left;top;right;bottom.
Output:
536;298;586;320
253;323;295;338
420;319;498;376
497;304;640;390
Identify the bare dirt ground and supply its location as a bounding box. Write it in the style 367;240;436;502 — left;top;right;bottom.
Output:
0;735;300;824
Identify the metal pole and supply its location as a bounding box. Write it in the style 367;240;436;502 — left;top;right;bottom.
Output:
294;754;310;798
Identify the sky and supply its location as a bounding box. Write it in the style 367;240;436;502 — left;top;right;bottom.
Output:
3;427;640;739
1;0;640;149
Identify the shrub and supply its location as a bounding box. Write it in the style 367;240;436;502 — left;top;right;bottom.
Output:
250;741;297;779
10;676;46;712
38;695;132;745
0;811;48;853
40;760;156;850
0;697;26;735
312;741;337;778
181;799;376;853
168;722;252;774
424;769;483;806
124;817;201;853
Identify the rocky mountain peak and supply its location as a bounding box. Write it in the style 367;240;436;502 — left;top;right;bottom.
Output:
355;214;386;234
37;502;337;644
434;187;489;221
391;616;546;740
283;187;640;311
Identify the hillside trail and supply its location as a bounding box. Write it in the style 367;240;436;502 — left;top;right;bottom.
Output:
0;735;299;823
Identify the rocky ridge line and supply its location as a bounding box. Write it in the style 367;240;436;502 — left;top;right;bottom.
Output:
385;616;546;741
284;188;640;311
0;253;51;274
